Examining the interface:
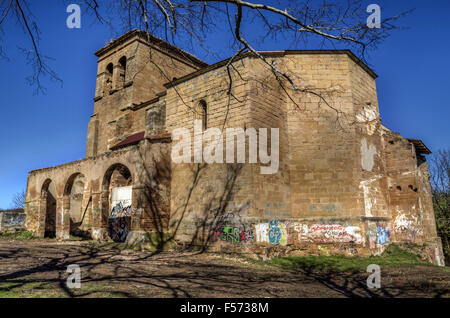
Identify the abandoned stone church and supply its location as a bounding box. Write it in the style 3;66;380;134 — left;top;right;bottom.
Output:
24;30;444;265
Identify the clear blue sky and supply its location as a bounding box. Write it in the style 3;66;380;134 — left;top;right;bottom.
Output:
0;0;449;208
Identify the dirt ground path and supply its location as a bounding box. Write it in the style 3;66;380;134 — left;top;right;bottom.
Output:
0;239;449;298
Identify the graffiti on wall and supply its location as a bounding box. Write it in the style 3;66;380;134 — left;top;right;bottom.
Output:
293;223;363;244
213;212;254;243
394;212;423;242
108;186;133;242
255;220;289;245
368;222;390;248
215;225;254;243
108;202;133;242
376;224;390;245
2;212;26;227
255;223;269;243
110;202;133;218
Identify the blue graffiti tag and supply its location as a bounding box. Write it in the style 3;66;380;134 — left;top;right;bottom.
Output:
268;220;282;245
376;225;390;245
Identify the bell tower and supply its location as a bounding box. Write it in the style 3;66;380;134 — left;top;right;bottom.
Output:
85;30;207;157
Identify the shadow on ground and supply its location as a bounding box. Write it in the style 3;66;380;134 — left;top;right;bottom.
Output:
0;239;448;298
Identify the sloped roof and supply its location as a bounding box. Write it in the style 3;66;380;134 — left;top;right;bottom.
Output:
110;131;145;150
407;138;432;154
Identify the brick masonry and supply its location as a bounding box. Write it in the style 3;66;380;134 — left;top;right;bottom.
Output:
24;30;444;266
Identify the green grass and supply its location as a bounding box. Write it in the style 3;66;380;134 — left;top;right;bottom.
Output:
0;231;91;242
0;281;65;298
0;280;125;298
259;245;434;272
0;231;38;240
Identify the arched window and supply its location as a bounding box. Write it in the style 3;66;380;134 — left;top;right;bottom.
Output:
118;56;126;87
105;63;114;93
193;100;208;130
199;100;207;130
106;63;114;74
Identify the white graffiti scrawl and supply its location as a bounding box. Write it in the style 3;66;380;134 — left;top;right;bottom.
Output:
255;223;269;243
293;223;363;244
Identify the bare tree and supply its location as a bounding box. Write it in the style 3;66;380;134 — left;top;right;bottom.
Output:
11;189;26;210
429;149;450;264
90;0;412;128
1;0;411;96
0;0;62;93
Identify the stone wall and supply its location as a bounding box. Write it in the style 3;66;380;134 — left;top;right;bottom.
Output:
86;31;204;157
0;210;26;233
162;52;443;264
165;56;253;244
25;140;171;241
382;128;444;265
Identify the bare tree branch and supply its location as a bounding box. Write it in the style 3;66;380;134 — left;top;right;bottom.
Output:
11;189;26;209
1;0;411;106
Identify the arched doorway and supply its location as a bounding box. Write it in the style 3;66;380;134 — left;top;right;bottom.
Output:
64;173;88;237
102;164;133;242
42;179;57;238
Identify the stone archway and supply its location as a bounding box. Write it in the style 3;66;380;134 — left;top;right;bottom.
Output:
64;173;88;237
41;179;57;238
102;164;133;242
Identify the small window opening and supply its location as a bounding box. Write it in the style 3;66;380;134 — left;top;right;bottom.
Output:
118;56;126;87
199;100;207;130
105;63;114;92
